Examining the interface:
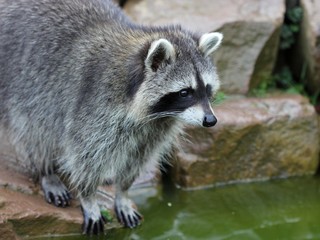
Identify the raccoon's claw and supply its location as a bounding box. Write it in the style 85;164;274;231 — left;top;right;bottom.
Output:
41;175;72;208
45;190;71;207
82;214;105;235
116;208;143;228
81;207;105;235
115;197;143;228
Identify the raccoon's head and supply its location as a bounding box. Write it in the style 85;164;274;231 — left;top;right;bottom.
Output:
128;31;223;128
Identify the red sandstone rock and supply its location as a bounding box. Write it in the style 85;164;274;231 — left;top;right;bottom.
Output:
174;94;320;189
0;155;159;238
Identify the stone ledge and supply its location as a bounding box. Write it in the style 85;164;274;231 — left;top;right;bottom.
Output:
173;94;320;189
0;187;82;237
0;159;159;238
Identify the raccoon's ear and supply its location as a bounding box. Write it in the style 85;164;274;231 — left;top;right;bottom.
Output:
199;32;223;57
145;39;175;72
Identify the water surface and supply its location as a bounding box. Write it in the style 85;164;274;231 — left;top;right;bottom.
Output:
30;176;320;240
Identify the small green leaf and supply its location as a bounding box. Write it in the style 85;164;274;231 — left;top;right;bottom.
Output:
286;87;300;94
213;91;226;104
287;7;303;23
281;25;293;39
101;209;113;222
289;24;299;33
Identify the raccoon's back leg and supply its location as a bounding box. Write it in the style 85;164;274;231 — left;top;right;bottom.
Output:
8;122;71;207
41;174;72;208
7;118;71;207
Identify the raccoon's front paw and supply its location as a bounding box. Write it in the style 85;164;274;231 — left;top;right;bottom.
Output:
81;206;106;235
80;196;106;235
115;196;143;228
41;175;71;207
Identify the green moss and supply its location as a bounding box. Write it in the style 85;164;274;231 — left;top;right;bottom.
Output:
9;216;80;237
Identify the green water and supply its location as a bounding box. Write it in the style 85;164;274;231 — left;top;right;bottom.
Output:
31;176;320;240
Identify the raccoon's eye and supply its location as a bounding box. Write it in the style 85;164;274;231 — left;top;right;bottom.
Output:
179;89;191;98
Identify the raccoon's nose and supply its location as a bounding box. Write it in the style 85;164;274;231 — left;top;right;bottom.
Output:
202;114;217;127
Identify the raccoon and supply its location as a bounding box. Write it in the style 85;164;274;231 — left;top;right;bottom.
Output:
0;0;223;235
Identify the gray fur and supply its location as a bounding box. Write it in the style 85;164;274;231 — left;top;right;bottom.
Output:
0;0;222;234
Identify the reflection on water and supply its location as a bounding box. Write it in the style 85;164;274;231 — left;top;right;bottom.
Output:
30;176;320;240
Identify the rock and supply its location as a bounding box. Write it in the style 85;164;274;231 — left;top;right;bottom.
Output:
173;94;319;189
0;224;20;240
0;161;159;238
0;131;159;238
0;164;122;237
0;165;83;237
290;0;320;95
124;0;285;94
